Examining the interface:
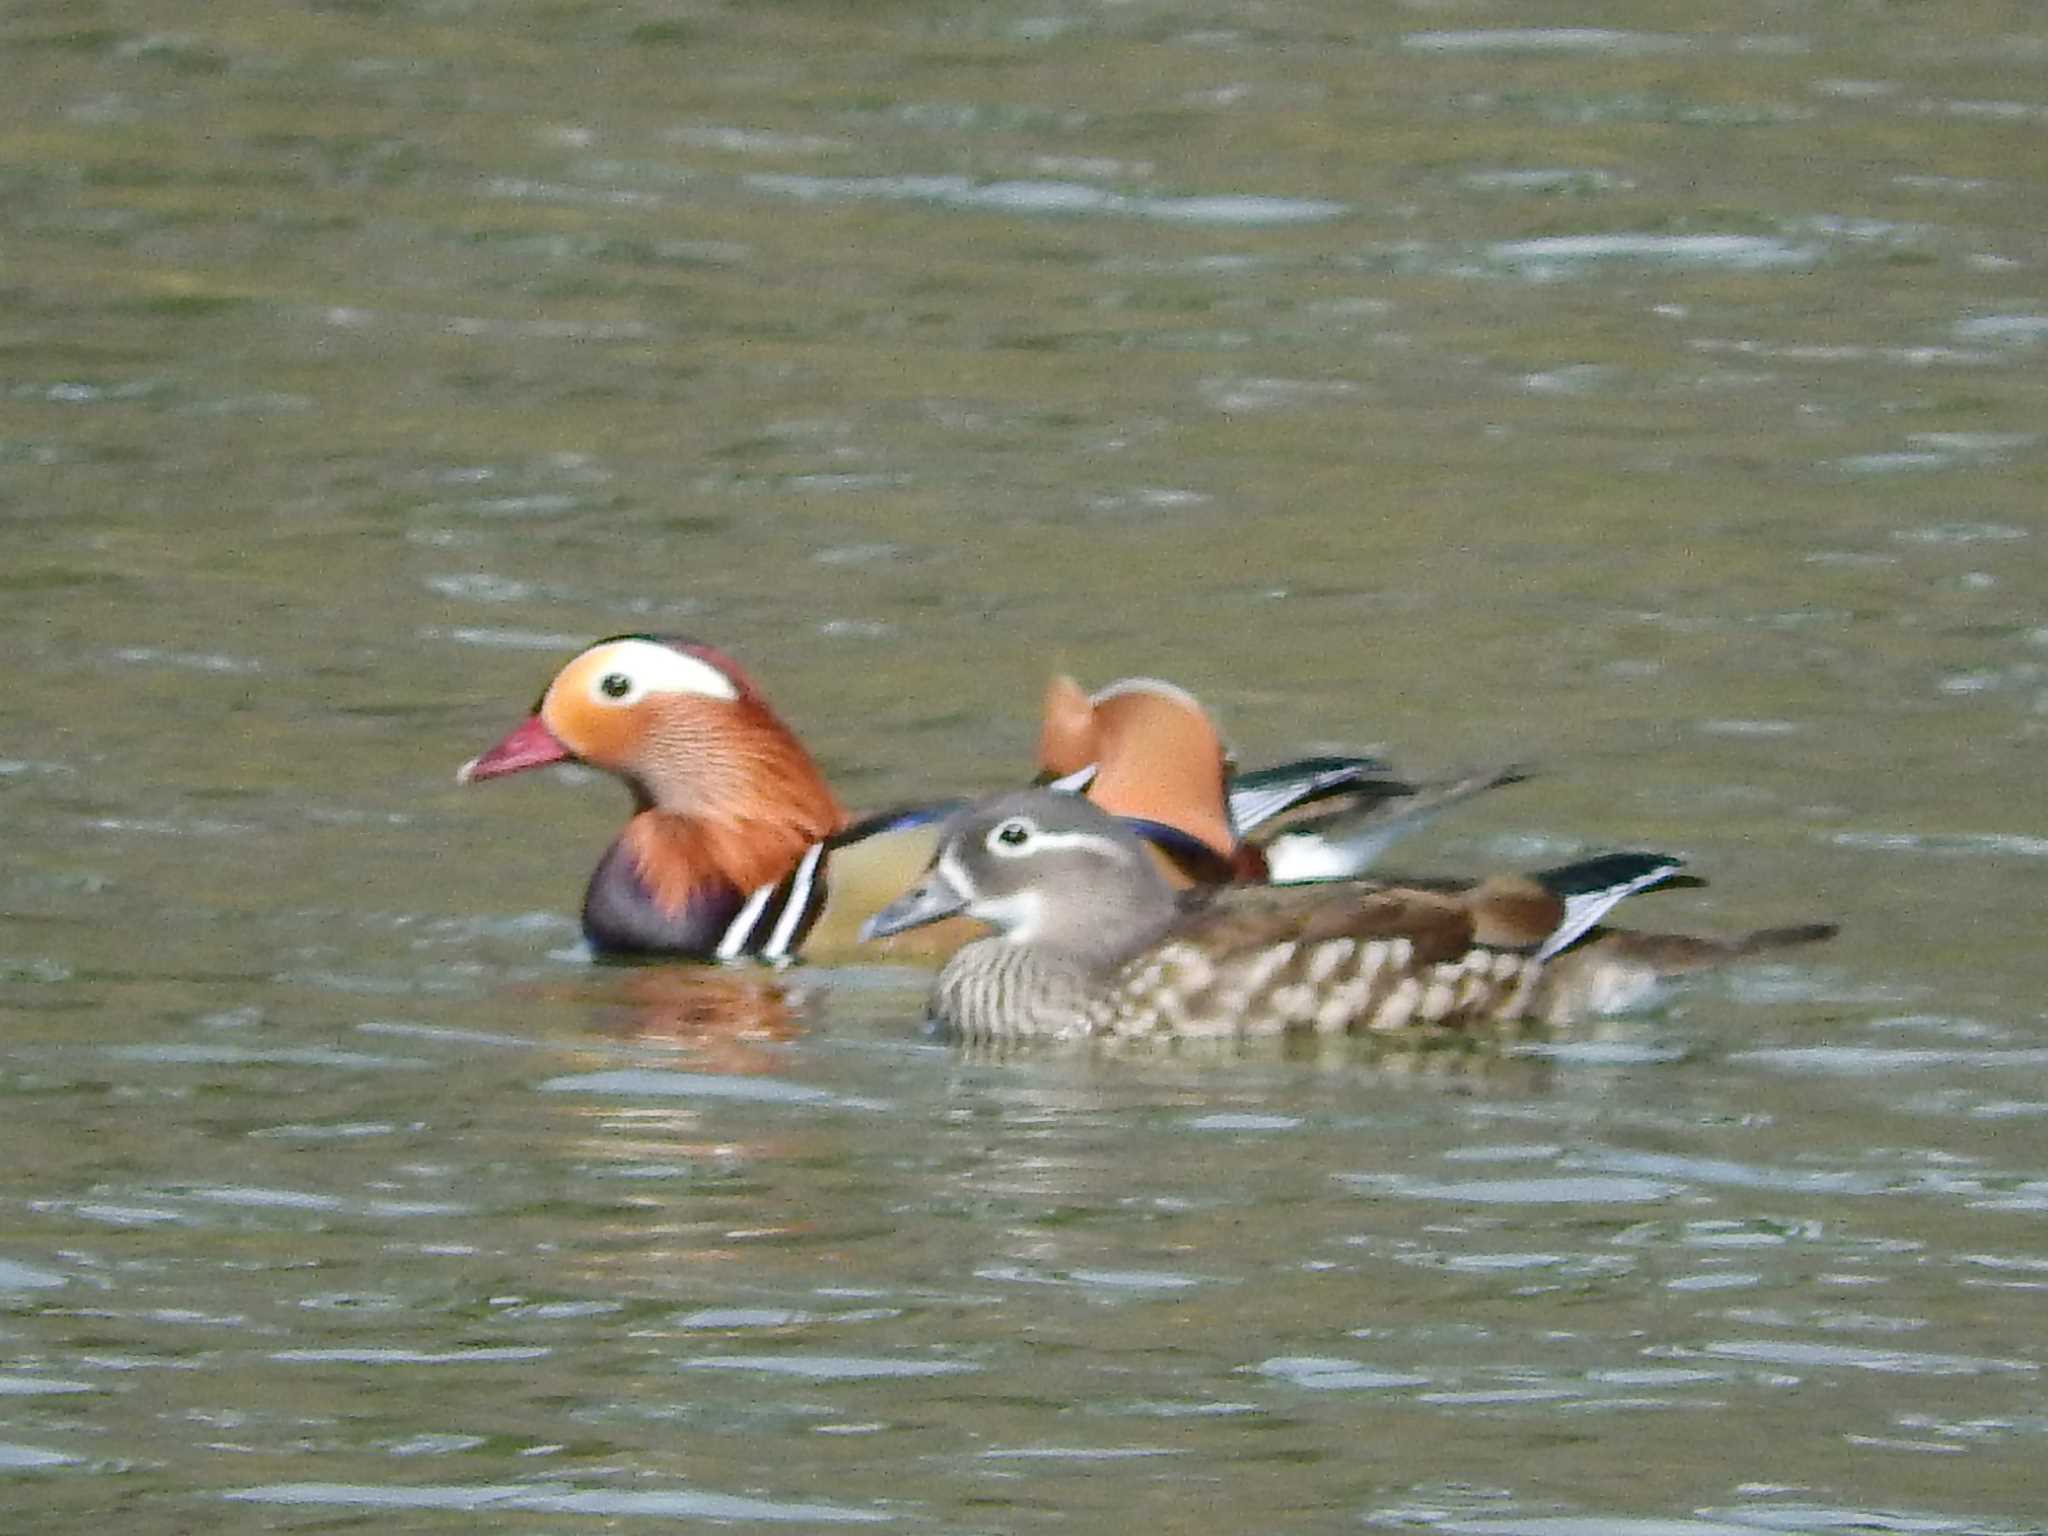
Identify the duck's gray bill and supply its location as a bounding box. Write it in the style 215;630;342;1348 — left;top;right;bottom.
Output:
862;866;969;942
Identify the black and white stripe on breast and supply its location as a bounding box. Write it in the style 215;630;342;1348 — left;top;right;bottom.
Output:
716;842;828;963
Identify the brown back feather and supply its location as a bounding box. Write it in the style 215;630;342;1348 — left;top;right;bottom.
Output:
1170;881;1478;964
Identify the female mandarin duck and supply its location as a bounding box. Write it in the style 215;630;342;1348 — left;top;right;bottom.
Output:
457;637;1398;963
1036;674;1527;885
862;790;1837;1042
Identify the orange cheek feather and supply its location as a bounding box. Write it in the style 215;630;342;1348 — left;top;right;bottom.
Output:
540;687;645;773
604;696;850;913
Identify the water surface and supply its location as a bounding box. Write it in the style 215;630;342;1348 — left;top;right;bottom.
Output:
4;1;2046;1530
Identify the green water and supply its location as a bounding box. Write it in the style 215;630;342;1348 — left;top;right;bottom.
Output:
4;1;2047;1530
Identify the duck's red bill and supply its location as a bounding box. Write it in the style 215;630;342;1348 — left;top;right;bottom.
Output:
458;715;571;783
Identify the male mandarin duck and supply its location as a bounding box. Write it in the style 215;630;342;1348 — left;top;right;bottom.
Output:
1036;674;1528;885
862;790;1838;1043
457;636;1398;963
460;635;943;960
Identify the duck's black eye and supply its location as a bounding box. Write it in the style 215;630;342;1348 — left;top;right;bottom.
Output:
599;672;632;700
991;818;1034;851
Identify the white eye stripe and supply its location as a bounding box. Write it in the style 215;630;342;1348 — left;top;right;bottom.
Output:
984;826;1127;861
985;817;1037;857
585;640;739;707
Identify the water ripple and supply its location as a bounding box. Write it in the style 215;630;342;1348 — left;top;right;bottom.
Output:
1576;1149;1896;1196
978;1445;1182;1461
357;1020;537;1049
1703;1501;2037;1533
679;1354;976;1381
743;173;1347;226
105;1044;428;1070
975;1264;1203;1294
0;1443;80;1469
0;1375;94;1396
1425;1521;1782;1536
224;1481;891;1522
1405;29;1690;54
1954;313;2048;345
676;1308;816;1329
1340;1174;1682;1205
0;1259;70;1290
146;1186;465;1218
541;1070;888;1110
1829;829;2048;859
1254;1356;1431;1391
1489;234;1817;273
1185;1112;1303;1131
1733;1046;2048;1075
269;1347;551;1365
1700;1339;2036;1376
423;626;593;652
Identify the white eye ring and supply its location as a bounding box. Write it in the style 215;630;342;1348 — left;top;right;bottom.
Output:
986;817;1038;856
584;640;739;709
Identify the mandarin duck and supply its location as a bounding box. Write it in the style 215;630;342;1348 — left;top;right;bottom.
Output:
1036;674;1527;884
862;790;1837;1043
457;637;1395;963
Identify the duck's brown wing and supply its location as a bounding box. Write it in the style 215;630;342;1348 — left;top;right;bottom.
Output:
1239;870;1561;950
1456;875;1566;950
1171;881;1480;962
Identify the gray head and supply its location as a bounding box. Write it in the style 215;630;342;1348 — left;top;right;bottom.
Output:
863;789;1178;962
